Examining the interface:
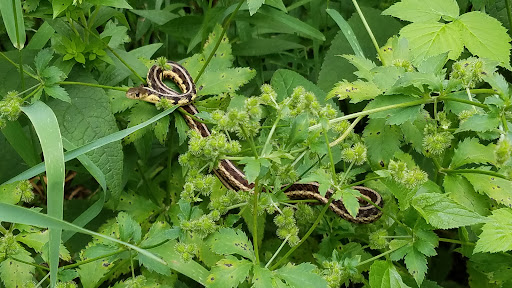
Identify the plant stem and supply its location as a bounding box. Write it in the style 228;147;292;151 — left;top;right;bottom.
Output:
261;115;281;157
442;168;508;179
241;126;259;159
330;115;362;147
356;242;408;267
501;112;509;132
10;257;50;271
58;81;129;91
195;0;244;82
270;196;334;270
439;96;487;109
439;237;476;246
252;180;261;265
351;0;383;64
323;124;336;176
309;99;433;131
265;235;290;268
0;51;38;79
61;248;126;270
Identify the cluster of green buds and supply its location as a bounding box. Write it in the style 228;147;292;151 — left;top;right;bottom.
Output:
54;281;77;288
391;58;414;72
0;232;19;261
284;86;321;119
179;130;240;169
450;57;487;88
0;91;24;129
181;170;216;203
422;123;453;157
16;180;34;203
369;229;388;250
175;242;199;262
294;203;315;228
180;213;218;239
388;160;428;189
458;109;477;122
321;254;362;288
273;207;300;246
340;142;367;165
209;189;249;215
495;137;512;166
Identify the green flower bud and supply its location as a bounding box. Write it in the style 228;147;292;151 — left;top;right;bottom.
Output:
423;131;453;156
495;137;512;165
369;229;388;249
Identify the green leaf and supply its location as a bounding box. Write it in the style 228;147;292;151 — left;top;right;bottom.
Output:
44;85;71;102
326;9;364;58
113;191;159;223
101;21;130;48
47;70;124;201
239;158;261;183
400;22;463;62
0;248;35;287
363;118;402;169
248;0;265;15
369;260;410;288
205;256;253;288
1;121;39;167
404;249;428;286
275;263;328;288
456;114;500;133
252;265;275;288
412;192;486;229
198;67;256;96
340;188;360;218
327;79;382;103
341;54;376;80
77;243;120;288
455;11;512;69
366;95;424;125
475;208;512;253
468;253;512;286
26;22;55;50
443;175;490;216
463;172;512;207
450;138;496;168
417;52;449;74
258;6;324;41
382;0;459;22
88;0;132;9
0;0;26;49
271;69;328;104
130;9;177;25
233;37;303;56
52;0;72;18
208;228;255;261
300;169;331;196
117;212;142;243
0;182;21;204
34;48;54;72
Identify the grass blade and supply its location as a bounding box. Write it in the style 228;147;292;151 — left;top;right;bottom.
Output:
0;0;26;49
326;8;364;58
21;101;65;287
258;6;325;41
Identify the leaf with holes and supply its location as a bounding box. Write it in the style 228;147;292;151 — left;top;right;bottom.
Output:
275;263;328;288
475;208;512;253
450;138;496;168
205;256;253;288
208;228;255;261
463;171;512;208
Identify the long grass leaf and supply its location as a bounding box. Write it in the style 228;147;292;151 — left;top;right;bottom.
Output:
61;190;105;243
21;101;65;287
326;8;364;58
0;0;26;49
258;6;325;41
2;106;178;185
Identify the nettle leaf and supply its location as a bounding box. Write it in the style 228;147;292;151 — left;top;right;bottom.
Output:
15;229;71;262
341;54;377;81
326;79;381;102
205;256;253;288
443;175;490;216
252;265;276;288
412;192;486;229
275;263;328;288
247;0;265;15
369;260;410;288
456;114;500;134
463;172;512;207
404;249;428;286
198;67;256;96
475;208;512;253
417;52;449;74
400;22;463;62
366;94;424;125
468;253;512;286
363;118;402;169
112;191;160;222
34;48;54;72
44;85;70;102
117;212;142;243
450;138;496;168
455;11;512;69
208;228;255;261
140;221;179;248
77;244;120;288
124;103;159;144
383;0;459;22
0;249;35;287
239;158;270;183
339;188;361;218
300;169;331;196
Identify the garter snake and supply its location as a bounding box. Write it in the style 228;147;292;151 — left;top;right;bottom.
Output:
126;61;383;223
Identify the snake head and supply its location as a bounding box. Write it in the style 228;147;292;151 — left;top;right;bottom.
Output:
126;86;160;104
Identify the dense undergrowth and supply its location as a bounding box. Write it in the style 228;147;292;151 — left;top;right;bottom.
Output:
1;0;512;287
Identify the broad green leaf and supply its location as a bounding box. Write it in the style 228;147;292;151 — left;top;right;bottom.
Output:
124;102;159;144
258;6;324;41
34;48;54;72
130;9;177;25
233;38;303;56
208;228;255;261
0;0;26;49
0;182;21;204
326;9;364;58
341;54;376;80
48;70;124;201
52;0;72;18
399;113;427;153
198;67;256;96
88;0;132;9
450;138;496;168
252;265;275;288
383;0;459;22
369;260;410;288
21;101;65;286
443;175;490;216
117;212;142;243
366;95;423;125
275;263;328;288
205;256;253;288
112;191;159;222
340;188;360;218
26;22;55;50
327;79;382;103
16;229;71;262
468;253;512;286
271;69;328;104
475;208;512;253
417;52;449;74
404;249;428;286
1;121;39;166
77;244;120;288
239;158;261;183
0;248;35;287
300;169;331;196
248;0;265;15
456;114;500;133
463;172;512;207
363;118;402;169
412;192;486;229
400;22;463;62
455;11;512;69
101;21;130;48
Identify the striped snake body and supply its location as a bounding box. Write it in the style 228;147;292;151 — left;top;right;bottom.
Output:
126;61;383;223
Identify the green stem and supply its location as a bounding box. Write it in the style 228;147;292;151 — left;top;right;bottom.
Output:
501;112;509;132
261;115;281;157
0;51;38;79
340;176;383;189
22;85;43;101
467;88;497;94
10;257;50;271
269;196;334;270
442;168;508;179
241;126;259;159
18;49;25;91
58;81;129;91
330;116;362;147
323;124;336;176
351;0;383;64
356;243;408;267
309;99;433;131
252;180;261;265
439;96;486;109
265;235;290;268
439;237;475;246
195;0;244;82
61;248;126;270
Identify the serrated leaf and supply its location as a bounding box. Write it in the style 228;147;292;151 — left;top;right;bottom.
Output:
340;188;360;218
327;79;381;102
77;244;119;288
300;169;331;196
205;256;253;288
124;103;159;144
475;208;512;253
400;22;463;62
239;158;261;183
113;191;159;222
463;172;512;207
0;182;21;204
101;21;130;48
400;115;427;153
197;67;256;96
117;212;142;243
341;54;376;80
417;52;449;74
404;249;428;286
382;0;459;22
450;138;496;168
248;0;265;15
153;115;170;145
455;11;512;69
44;85;71;102
0;249;35;288
208;228;255;261
443;175;490;216
252;265;275;288
412;192;486;229
369;260;411;288
456;114;500;133
16;229;70;262
275;263;328;288
363;118;402;168
366;95;424;125
468;252;512;286
140;222;179;248
34;48;54;72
